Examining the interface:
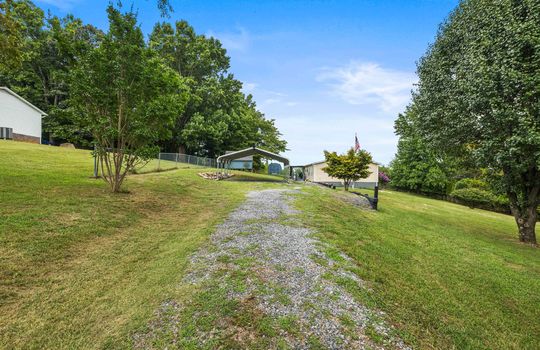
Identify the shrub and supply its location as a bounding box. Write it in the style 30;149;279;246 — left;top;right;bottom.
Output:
453;178;489;191
450;187;511;213
379;172;390;185
451;188;495;206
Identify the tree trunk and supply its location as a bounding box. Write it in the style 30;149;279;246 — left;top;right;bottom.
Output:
510;204;537;244
503;165;539;245
507;187;538;245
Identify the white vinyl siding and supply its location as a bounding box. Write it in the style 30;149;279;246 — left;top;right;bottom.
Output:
0;89;43;142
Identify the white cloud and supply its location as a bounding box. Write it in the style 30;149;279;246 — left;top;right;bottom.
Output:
263;98;280;105
36;0;81;11
207;27;251;52
267;90;286;97
317;61;416;113
242;82;258;93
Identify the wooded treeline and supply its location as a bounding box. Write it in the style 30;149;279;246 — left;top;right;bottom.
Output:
0;0;286;158
389;0;540;244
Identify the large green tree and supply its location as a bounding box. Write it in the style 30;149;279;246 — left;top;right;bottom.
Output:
71;6;189;192
149;20;286;156
391;106;457;195
180;77;286;157
0;0;102;144
1;0;287;158
413;0;540;243
0;0;25;68
149;20;228;153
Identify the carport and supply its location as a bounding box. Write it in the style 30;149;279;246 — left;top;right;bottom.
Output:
217;146;290;177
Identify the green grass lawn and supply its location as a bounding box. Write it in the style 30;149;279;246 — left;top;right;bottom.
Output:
0;140;278;349
132;158;205;174
294;186;540;349
2;140;539;349
225;171;287;182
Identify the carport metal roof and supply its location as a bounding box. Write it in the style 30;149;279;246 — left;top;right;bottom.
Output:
217;146;289;166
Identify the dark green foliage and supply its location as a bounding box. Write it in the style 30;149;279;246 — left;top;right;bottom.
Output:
453;178;489;191
413;0;540;243
390;107;457;195
450;178;510;212
0;0;287;157
70;6;189;192
451;188;498;207
0;0;103;145
149;21;286;157
0;0;26;68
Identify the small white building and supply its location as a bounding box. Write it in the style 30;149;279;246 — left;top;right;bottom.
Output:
0;87;46;144
303;160;379;188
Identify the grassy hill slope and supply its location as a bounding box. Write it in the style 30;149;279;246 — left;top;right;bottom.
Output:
0;140;280;349
295;186;540;349
1;140;538;349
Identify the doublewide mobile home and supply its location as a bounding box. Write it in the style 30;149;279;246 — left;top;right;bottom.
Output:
303;160;379;188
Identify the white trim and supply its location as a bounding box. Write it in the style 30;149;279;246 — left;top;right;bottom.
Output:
303;160;326;167
0;87;48;116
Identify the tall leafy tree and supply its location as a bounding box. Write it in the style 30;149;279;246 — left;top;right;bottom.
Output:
71;6;189;192
1;0;287;158
40;15;103;144
0;0;26;68
0;0;102;144
323;148;373;191
0;0;46;93
413;0;540;243
149;20;286;156
391;107;457;194
149;20;229;153
149;21;229;81
180;77;286;157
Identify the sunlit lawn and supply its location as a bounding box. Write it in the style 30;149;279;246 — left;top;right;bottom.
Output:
2;140;538;349
295;186;540;349
0;140;278;349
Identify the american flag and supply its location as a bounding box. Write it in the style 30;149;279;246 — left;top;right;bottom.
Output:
354;133;360;152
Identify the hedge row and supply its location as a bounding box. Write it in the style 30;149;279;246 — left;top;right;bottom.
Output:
391;177;540;218
449;187;510;214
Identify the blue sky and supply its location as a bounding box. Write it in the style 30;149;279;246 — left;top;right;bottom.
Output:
37;0;459;165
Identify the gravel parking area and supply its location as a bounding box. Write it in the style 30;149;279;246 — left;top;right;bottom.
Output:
136;188;408;349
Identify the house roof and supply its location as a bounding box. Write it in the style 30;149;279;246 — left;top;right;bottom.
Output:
304;160;380;167
303;160;326;167
0;87;48;116
217;146;289;166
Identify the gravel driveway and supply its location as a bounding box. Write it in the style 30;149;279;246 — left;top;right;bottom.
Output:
135;188;409;349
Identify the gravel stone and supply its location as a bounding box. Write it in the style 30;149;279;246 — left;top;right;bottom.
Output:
139;188;409;349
